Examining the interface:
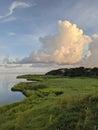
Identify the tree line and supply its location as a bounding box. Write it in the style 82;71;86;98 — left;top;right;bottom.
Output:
46;67;98;77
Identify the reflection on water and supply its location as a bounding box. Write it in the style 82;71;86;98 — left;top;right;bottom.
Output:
0;72;29;105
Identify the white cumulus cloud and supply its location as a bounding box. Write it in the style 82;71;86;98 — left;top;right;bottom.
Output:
19;20;92;65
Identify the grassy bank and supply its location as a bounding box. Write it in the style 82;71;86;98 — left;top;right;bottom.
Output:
0;75;98;129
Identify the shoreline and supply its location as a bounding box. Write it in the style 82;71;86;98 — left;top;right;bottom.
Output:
1;74;98;129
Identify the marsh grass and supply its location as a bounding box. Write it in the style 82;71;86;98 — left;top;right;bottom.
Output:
0;75;98;129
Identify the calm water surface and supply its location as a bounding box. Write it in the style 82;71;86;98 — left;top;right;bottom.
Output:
0;72;31;105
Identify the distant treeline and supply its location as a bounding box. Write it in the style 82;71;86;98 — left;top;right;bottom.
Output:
46;67;98;77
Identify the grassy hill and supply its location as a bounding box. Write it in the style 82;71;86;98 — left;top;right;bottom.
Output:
0;74;98;129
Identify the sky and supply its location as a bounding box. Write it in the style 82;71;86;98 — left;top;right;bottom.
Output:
0;0;98;72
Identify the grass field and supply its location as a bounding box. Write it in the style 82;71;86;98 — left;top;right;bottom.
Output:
0;75;98;130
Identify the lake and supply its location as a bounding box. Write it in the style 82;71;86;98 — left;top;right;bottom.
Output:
0;72;32;105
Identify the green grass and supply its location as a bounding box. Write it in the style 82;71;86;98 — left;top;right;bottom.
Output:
0;75;98;130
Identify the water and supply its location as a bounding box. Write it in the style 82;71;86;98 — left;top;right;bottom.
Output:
0;72;30;105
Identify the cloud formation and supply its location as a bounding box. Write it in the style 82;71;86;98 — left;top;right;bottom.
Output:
80;34;98;67
20;20;92;65
0;1;31;20
2;55;19;64
8;1;31;16
8;32;16;36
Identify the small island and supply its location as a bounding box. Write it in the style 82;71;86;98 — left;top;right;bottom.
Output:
0;67;98;130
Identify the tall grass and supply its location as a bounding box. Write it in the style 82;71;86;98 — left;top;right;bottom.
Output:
0;75;98;129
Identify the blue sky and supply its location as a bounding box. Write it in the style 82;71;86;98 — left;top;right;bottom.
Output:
0;0;98;67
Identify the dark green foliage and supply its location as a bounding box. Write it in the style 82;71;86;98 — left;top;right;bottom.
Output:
53;91;63;96
46;67;98;77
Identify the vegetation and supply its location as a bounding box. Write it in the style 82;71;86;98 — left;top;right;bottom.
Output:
46;67;98;77
0;69;98;129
